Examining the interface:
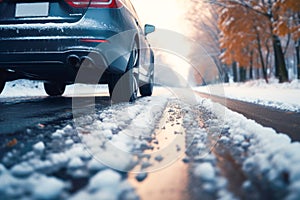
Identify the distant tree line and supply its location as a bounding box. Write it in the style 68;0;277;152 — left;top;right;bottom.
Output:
188;0;300;83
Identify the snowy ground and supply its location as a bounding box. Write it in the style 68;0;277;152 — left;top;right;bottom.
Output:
189;98;300;199
0;95;168;199
1;79;109;97
1;79;300;199
195;78;300;112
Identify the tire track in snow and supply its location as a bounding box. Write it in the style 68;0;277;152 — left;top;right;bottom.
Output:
129;100;190;200
131;98;236;200
182;102;236;200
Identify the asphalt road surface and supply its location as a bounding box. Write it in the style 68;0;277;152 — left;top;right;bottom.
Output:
0;96;110;134
196;92;300;141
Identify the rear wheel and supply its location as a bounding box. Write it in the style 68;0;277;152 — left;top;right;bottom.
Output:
140;55;154;97
0;70;6;94
109;43;139;103
108;69;138;103
140;70;154;97
44;82;66;96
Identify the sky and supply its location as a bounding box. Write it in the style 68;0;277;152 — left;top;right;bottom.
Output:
130;0;220;86
131;0;190;35
131;0;196;86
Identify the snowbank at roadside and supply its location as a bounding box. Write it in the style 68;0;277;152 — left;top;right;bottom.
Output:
197;97;300;199
195;78;300;112
1;80;46;97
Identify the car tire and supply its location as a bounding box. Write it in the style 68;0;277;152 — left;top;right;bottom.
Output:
0;71;6;95
139;72;154;97
109;69;138;103
109;43;139;103
44;82;66;96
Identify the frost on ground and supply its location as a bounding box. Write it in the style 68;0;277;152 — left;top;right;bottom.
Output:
192;97;300;199
0;96;168;199
195;78;300;112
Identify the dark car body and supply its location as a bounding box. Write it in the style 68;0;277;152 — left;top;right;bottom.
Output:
0;0;155;101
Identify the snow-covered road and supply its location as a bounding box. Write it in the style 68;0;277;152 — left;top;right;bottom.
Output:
1;95;219;199
0;80;300;199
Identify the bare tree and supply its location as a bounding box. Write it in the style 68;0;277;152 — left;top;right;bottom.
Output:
187;1;229;83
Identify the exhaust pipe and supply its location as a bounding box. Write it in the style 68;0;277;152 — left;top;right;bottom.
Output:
67;55;80;69
67;54;97;69
80;56;96;68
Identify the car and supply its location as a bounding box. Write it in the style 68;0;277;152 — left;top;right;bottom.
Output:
0;0;155;102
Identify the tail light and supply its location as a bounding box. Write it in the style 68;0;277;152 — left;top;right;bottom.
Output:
80;39;109;43
65;0;122;8
65;0;89;8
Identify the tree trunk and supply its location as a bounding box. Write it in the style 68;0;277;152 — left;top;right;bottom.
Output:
223;65;230;83
249;66;253;80
272;34;288;82
296;40;300;79
249;51;253;80
265;40;270;73
232;62;238;82
256;30;269;83
239;67;246;82
256;68;260;79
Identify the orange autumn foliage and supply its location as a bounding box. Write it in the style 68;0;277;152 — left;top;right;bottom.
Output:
274;0;300;41
218;0;300;71
218;1;271;68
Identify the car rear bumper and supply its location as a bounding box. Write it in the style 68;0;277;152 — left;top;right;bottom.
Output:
0;47;109;82
0;38;132;83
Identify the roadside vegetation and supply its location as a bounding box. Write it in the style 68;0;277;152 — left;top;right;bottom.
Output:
188;0;300;83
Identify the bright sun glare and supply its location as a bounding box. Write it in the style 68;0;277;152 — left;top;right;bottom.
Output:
131;0;189;34
131;0;195;85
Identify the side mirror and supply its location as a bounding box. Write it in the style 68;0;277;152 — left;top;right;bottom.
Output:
144;24;155;36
